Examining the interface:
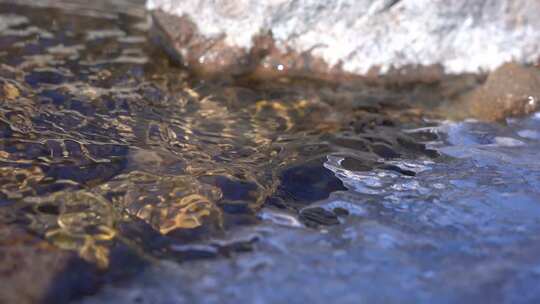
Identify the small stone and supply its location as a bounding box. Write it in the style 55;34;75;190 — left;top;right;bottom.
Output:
333;207;350;217
2;83;19;100
371;143;401;159
300;207;340;227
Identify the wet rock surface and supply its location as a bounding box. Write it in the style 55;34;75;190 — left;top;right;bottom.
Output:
0;1;448;301
1;1;540;303
147;0;540;78
81;114;540;304
460;63;540;121
0;224;100;304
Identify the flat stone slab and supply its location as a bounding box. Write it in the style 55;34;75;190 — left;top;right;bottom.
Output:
147;0;540;78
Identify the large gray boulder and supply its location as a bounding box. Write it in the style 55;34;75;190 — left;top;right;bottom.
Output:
147;0;540;79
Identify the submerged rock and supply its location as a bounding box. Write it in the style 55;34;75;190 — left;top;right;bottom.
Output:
1;82;19;100
0;224;99;304
147;0;540;79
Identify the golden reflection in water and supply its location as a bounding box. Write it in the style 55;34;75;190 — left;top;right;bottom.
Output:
97;171;223;235
0;2;445;267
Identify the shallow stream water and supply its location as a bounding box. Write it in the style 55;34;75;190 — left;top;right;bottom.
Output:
1;1;539;303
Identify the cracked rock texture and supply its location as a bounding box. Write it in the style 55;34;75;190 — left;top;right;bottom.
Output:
147;0;540;78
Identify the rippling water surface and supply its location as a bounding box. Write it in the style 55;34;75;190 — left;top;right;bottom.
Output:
1;1;540;303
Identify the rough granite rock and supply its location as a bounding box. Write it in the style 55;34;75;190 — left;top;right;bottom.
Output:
147;0;540;79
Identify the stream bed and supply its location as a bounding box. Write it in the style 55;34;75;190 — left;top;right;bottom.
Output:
1;1;539;303
83;116;540;304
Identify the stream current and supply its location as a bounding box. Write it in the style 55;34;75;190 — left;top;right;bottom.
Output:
0;1;539;303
